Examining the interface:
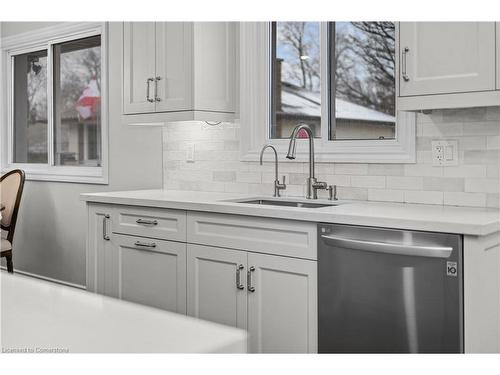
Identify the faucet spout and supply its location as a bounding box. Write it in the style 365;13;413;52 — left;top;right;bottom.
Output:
286;123;326;199
260;144;286;197
286;123;314;164
287;123;315;179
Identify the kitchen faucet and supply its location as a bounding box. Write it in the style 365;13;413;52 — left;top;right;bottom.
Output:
286;123;328;199
260;144;286;197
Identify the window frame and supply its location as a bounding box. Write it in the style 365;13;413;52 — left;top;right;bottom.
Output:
1;22;108;184
240;22;416;164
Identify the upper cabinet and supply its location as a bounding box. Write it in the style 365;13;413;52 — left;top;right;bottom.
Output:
123;23;157;114
497;22;500;90
154;23;193;113
122;22;237;123
193;22;236;114
397;22;500;111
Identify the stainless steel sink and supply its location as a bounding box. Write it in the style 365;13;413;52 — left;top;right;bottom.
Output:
233;199;339;208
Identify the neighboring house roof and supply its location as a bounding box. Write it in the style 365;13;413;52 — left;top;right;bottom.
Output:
279;82;396;123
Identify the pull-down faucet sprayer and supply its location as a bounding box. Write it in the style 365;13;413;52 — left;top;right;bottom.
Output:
286;123;327;199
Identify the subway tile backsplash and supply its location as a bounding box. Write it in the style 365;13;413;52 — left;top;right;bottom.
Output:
162;107;500;208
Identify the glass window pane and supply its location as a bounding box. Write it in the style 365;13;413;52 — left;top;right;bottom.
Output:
271;22;321;139
13;50;48;163
53;35;101;167
332;22;396;140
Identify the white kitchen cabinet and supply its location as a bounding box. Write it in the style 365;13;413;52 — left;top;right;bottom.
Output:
247;253;317;353
103;234;186;313
497;22;500;90
123;22;157;114
399;22;495;96
398;22;499;110
193;22;236;113
86;204;115;294
86;204;186;314
87;204;317;353
123;22;191;115
187;244;247;330
122;22;237;122
154;22;193;113
186;243;317;353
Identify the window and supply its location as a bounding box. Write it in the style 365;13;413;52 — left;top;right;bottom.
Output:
53;36;102;167
271;21;396;141
3;23;107;183
240;22;415;163
332;22;396;141
271;22;321;139
13;50;48;163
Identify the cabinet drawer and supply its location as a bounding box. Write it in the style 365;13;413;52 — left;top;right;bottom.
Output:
106;234;187;314
187;212;317;260
112;206;186;242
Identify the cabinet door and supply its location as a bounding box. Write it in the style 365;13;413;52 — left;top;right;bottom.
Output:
247;253;317;353
86;204;115;293
123;22;156;114
399;22;496;96
497;22;500;90
187;244;247;330
193;22;236;113
105;234;187;314
155;22;193;112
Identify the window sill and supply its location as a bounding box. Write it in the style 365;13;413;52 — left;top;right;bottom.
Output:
240;109;417;164
1;165;108;185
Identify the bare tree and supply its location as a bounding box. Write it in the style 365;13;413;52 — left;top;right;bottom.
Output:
278;22;320;91
335;22;395;115
26;56;47;123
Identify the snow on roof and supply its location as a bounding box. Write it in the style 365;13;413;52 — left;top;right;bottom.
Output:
280;83;395;123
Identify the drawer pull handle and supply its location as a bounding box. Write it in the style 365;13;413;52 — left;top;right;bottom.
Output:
134;241;157;248
102;214;110;241
247;266;255;292
136;219;158;225
402;46;410;82
236;264;245;290
154;76;161;102
146;77;154;103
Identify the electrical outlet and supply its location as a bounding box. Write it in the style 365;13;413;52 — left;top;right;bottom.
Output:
186;143;195;162
432;140;458;166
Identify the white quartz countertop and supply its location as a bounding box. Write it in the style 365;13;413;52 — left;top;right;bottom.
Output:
80;189;500;236
0;273;247;353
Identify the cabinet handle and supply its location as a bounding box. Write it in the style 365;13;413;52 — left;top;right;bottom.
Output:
136;218;158;226
134;241;157;248
102;214;110;241
247;266;255;292
402;47;410;82
146;78;154;102
154;76;161;102
236;264;245;290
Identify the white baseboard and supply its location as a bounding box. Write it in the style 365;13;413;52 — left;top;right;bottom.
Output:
0;266;86;290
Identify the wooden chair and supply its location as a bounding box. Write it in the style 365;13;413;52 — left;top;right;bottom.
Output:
1;169;25;273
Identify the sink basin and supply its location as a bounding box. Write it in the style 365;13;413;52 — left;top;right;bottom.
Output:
233;199;338;208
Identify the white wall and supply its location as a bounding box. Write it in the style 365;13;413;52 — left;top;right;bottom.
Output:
163;107;500;208
0;22;164;286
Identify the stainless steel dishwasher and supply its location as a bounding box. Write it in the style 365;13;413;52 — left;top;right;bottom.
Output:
318;223;463;353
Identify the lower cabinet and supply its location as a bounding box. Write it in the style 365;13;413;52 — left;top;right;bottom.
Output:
186;244;247;329
99;233;187;314
87;204;317;352
247;252;318;353
186;244;318;353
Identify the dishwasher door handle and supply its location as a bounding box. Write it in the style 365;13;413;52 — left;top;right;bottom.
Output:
321;235;453;258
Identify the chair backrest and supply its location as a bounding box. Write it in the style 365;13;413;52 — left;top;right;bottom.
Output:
0;169;25;243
